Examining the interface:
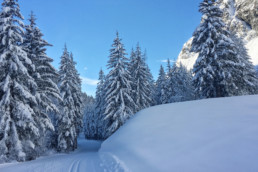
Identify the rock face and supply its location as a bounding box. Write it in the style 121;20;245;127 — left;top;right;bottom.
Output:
177;0;258;70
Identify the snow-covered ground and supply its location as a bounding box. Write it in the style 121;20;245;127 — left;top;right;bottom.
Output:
101;95;258;172
0;135;127;172
1;95;258;172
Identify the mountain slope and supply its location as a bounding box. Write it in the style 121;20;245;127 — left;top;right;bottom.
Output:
177;0;258;70
100;95;258;172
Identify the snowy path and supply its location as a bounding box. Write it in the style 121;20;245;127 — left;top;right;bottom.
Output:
0;135;129;172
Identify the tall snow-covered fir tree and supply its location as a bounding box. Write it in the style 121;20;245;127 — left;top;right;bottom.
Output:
143;50;156;106
94;69;106;140
57;45;77;152
0;0;40;162
230;34;258;95
165;59;176;103
70;53;83;136
104;32;136;138
191;0;257;98
155;65;168;105
129;44;152;112
23;12;61;152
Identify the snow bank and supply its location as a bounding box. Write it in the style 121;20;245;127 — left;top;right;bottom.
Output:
100;95;258;172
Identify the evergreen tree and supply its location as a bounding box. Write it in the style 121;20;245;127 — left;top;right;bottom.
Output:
70;53;83;137
0;0;39;162
191;0;257;98
23;12;61;152
104;32;136;138
165;59;176;103
230;34;258;95
170;64;195;102
129;44;152;112
94;69;106;140
155;65;167;105
57;45;77;152
143;50;156;106
166;58;172;76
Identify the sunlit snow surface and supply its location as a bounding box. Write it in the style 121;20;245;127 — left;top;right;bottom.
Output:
101;95;258;172
0;136;128;172
1;95;258;172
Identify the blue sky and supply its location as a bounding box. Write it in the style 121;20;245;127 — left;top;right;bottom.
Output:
19;0;202;96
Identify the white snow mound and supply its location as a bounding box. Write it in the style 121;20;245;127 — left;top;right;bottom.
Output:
100;95;258;172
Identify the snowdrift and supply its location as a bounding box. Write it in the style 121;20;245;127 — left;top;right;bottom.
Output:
100;95;258;172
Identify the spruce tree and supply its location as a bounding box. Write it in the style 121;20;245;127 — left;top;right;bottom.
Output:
70;53;83;137
165;59;176;103
104;32;136;138
94;69;106;140
129;44;152;112
191;0;257;98
155;65;167;105
23;12;61;152
0;0;39;162
143;50;156;106
57;45;77;152
230;34;258;95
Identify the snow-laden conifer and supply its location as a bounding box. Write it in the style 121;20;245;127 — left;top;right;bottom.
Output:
191;0;257;98
57;46;77;152
0;0;39;162
165;59;176;103
70;53;83;137
94;69;106;140
230;34;258;95
155;65;167;105
129;44;152;112
23;12;62;152
104;32;136;137
143;50;156;106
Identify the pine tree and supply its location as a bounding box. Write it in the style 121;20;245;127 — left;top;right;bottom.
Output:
94;69;106;140
104;32;136;138
129;43;152;112
23;12;61;152
70;53;83;137
230;34;258;95
165;59;176;103
0;0;40;162
166;58;172;76
191;0;257;98
57;45;77;152
143;50;156;106
155;65;167;105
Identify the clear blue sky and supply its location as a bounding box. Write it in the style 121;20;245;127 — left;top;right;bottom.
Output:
19;0;202;96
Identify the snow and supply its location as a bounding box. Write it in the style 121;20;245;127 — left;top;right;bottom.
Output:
247;37;258;65
0;135;128;172
100;95;258;172
1;95;258;171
